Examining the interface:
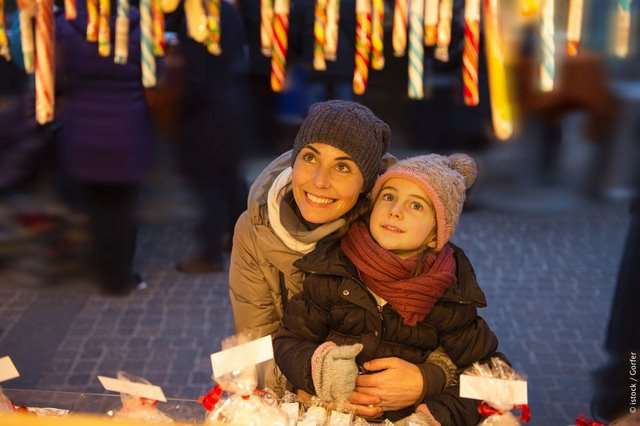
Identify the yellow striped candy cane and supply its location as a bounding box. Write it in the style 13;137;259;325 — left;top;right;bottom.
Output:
86;0;99;41
324;0;339;60
435;0;452;61
391;0;407;56
64;0;77;20
205;0;221;55
371;0;384;69
566;0;583;56
353;0;371;95
270;0;289;92
313;0;327;70
260;0;273;56
98;0;111;56
114;0;129;64
424;0;438;46
0;0;11;60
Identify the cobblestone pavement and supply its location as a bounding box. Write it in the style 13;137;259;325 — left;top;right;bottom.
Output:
0;174;630;425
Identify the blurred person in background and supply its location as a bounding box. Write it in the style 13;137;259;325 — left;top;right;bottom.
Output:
174;0;249;273
55;0;154;294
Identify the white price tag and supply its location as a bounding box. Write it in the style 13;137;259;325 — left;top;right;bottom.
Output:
210;335;274;378
459;374;528;404
0;356;20;383
98;376;167;402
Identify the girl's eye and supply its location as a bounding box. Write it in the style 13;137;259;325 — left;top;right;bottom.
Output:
335;163;351;173
302;152;316;163
381;193;394;202
410;201;424;211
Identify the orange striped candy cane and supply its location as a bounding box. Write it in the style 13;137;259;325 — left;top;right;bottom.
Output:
371;0;384;69
424;0;438;46
353;0;371;95
152;0;165;56
0;0;11;60
270;0;289;92
205;0;221;55
86;0;98;41
462;0;480;105
64;0;77;19
35;0;55;124
391;0;407;56
98;0;111;56
260;0;273;56
313;0;327;70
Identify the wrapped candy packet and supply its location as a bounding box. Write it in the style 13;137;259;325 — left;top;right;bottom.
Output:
461;357;530;426
111;371;173;423
205;334;288;426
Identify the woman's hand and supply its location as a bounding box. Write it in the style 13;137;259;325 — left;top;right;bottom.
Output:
354;357;424;412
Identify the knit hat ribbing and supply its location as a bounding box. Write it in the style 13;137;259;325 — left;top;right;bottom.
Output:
370;153;478;252
291;100;391;192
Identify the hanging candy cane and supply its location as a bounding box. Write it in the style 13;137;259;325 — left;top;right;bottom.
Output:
424;0;438;46
152;0;165;56
270;0;289;92
86;0;99;41
483;0;513;140
260;0;273;56
64;0;77;20
114;0;129;63
0;0;11;60
324;0;339;60
391;0;407;56
614;0;632;57
353;0;371;95
98;0;111;56
539;0;555;91
408;0;424;99
463;0;480;106
566;0;582;56
434;0;452;61
313;0;327;70
19;10;35;73
371;0;384;69
35;0;55;124
140;0;156;87
203;0;220;55
185;0;207;42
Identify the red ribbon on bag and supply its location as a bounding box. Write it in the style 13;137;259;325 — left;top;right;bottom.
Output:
478;401;531;423
198;385;223;411
575;415;606;426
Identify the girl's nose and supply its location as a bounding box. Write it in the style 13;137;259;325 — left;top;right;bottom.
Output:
389;202;402;218
312;167;331;189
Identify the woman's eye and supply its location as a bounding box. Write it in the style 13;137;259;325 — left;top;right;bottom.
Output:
302;152;316;163
410;201;424;211
381;193;394;202
335;163;351;173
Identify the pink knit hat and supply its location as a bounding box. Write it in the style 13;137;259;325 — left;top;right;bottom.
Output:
370;153;478;252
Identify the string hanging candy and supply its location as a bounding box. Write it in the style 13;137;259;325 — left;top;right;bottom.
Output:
539;0;555;91
35;0;55;124
353;0;371;95
260;0;273;56
324;0;339;60
483;0;513;140
86;0;99;41
391;0;406;56
408;0;424;99
205;0;221;55
566;0;583;56
270;0;289;92
114;0;129;64
152;0;165;56
424;0;438;46
0;0;11;60
614;0;632;57
98;0;111;56
64;0;77;20
462;0;480;106
313;0;327;70
434;0;452;61
371;0;384;69
140;0;156;87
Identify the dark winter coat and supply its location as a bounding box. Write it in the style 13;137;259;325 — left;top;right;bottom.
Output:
55;3;155;183
273;239;498;424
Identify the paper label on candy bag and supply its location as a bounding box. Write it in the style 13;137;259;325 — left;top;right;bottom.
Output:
459;374;528;404
98;376;167;402
210;335;274;378
0;356;20;382
328;411;353;426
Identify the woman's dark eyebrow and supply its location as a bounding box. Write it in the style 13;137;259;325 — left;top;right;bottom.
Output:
303;145;320;154
335;156;356;162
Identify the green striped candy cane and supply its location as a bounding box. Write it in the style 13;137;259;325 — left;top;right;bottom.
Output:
140;0;156;87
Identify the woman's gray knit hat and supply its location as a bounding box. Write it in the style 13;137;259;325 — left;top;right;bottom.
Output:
291;100;391;192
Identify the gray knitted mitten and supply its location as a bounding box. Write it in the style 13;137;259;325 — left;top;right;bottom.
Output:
311;342;363;402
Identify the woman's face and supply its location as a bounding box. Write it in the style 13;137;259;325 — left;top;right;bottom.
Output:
292;143;365;224
369;178;437;258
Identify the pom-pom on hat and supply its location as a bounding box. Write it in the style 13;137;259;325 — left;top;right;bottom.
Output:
370;153;478;251
291;100;391;192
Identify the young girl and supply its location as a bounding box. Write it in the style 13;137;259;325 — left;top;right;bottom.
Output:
274;154;500;425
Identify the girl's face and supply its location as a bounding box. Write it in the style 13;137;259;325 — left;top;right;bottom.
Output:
369;178;437;258
292;143;365;224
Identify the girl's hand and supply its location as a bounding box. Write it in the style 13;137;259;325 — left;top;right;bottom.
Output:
354;357;424;411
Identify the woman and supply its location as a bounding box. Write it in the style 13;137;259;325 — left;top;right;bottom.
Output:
229;100;456;419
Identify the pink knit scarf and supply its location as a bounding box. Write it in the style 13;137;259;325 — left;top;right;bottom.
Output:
341;222;457;326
